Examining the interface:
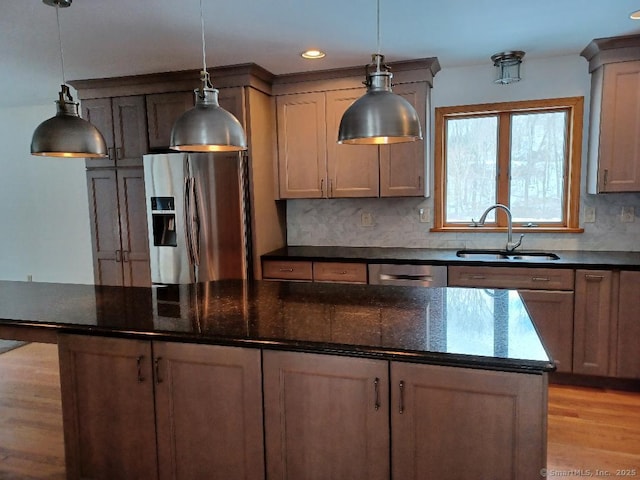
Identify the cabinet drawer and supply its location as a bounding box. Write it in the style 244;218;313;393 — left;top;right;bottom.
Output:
313;262;367;284
262;260;313;281
448;266;574;290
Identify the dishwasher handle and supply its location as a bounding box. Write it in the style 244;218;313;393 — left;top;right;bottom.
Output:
379;273;434;282
368;264;447;287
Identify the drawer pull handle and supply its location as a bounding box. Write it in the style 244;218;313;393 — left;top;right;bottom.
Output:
155;357;163;384
468;275;486;280
279;268;294;273
380;274;434;282
585;274;604;281
374;377;380;411
399;380;405;414
531;277;549;282
335;271;348;275
136;356;145;383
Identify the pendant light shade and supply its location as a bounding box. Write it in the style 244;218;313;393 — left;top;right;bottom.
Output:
338;54;421;145
31;0;107;158
170;82;247;152
169;0;247;152
337;0;422;145
31;85;107;158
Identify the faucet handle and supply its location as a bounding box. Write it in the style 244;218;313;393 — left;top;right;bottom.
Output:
507;234;525;252
470;218;480;227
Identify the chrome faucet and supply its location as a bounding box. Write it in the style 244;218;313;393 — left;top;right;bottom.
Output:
471;204;524;252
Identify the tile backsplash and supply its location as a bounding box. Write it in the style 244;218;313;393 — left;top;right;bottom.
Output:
286;192;640;252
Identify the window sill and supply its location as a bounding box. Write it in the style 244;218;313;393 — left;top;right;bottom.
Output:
429;226;585;234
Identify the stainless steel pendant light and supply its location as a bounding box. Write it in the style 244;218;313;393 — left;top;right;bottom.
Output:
170;0;247;152
31;0;107;158
338;0;422;145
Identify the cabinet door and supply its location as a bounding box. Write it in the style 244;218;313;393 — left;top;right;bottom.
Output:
391;362;546;480
325;89;379;197
112;95;148;167
276;92;327;198
519;290;574;373
380;82;427;197
86;169;123;286
616;271;640;379
154;342;264;480
82;98;116;168
218;86;246;126
573;270;612;376
598;61;640;192
146;92;194;150
263;350;389;480
58;334;158;480
116;168;151;287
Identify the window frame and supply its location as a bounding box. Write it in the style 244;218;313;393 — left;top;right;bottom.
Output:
432;97;584;233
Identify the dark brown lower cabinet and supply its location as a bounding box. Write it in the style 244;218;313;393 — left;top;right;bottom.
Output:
573;270;613;376
58;335;158;480
391;362;546;480
86;168;151;287
519;290;574;373
616;271;640;379
263;350;547;480
263;350;390;480
58;334;264;480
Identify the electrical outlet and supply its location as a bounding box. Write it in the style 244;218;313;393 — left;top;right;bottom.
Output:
360;212;374;227
583;206;596;223
621;206;635;223
419;208;431;223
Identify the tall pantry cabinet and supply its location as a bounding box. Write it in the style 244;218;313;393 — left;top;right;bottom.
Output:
71;64;286;282
81;94;151;286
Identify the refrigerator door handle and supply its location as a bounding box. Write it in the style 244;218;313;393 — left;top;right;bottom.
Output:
184;176;200;267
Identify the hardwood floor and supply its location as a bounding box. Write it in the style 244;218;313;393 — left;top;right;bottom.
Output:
0;343;638;479
547;384;640;478
0;343;65;480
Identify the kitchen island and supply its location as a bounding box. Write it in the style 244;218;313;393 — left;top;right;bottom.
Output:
0;279;552;480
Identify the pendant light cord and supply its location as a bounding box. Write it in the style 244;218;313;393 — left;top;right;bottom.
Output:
376;0;380;56
199;0;212;89
375;0;382;71
55;3;67;85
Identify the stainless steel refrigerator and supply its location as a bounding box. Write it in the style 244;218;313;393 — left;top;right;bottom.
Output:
142;153;249;284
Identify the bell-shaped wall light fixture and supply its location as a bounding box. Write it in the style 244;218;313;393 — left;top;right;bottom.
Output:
338;0;422;145
31;0;107;158
170;0;247;152
491;51;525;85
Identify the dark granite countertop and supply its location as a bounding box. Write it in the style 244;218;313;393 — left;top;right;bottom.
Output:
0;280;553;374
262;246;640;270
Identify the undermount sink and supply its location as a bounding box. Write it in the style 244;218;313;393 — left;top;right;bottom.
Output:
456;250;560;261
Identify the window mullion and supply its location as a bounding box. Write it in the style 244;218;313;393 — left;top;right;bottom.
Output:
496;112;511;227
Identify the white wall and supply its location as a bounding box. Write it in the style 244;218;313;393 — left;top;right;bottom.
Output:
286;54;640;251
0;104;94;283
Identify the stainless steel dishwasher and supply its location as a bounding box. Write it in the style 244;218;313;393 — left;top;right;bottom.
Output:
368;264;447;287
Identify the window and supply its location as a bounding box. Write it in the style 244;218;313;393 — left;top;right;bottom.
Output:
433;97;584;233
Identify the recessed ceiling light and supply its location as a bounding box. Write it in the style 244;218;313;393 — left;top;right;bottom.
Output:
630;9;640;19
301;49;326;59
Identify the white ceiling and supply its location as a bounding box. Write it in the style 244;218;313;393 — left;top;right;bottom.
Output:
2;0;639;108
